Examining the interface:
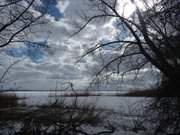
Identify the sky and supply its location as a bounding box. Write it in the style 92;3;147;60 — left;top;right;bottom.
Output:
0;0;158;91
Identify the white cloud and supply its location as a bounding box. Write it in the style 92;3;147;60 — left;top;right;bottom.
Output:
57;0;70;13
0;0;157;91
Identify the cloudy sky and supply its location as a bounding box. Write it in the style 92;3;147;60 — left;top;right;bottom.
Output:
0;0;158;90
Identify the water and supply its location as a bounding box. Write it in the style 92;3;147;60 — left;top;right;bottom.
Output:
2;91;149;135
5;91;146;111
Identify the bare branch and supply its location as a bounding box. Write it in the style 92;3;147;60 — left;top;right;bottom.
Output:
0;60;22;83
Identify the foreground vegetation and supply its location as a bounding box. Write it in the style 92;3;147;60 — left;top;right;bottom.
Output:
0;93;116;135
0;93;180;135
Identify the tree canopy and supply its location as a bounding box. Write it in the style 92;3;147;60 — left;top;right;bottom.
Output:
73;0;180;94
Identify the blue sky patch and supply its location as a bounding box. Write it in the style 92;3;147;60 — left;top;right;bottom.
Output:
35;0;63;21
5;42;47;63
113;20;129;40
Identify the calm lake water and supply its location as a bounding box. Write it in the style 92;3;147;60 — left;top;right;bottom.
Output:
5;91;147;111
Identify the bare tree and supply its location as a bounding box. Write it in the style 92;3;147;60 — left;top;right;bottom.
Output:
0;0;49;48
72;0;180;95
0;0;52;91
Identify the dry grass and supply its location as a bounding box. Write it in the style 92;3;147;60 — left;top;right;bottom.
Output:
0;94;115;135
123;90;160;97
0;93;19;108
